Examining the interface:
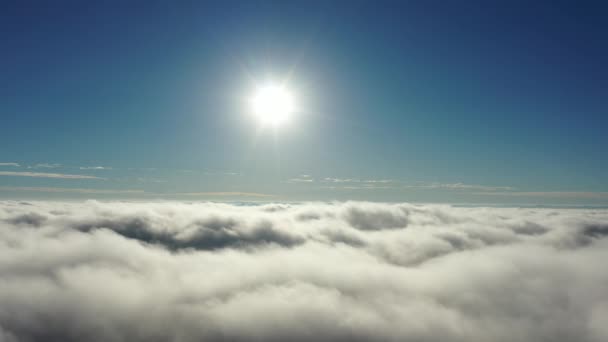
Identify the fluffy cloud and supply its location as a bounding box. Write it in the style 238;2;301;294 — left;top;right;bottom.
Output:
0;201;607;341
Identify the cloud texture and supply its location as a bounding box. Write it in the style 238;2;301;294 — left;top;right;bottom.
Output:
1;201;607;342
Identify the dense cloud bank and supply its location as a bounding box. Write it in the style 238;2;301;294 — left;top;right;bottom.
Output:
1;200;608;342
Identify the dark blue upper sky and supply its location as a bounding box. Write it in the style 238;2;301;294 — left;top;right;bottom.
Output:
1;0;607;204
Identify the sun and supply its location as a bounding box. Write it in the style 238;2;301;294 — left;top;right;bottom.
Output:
251;84;295;127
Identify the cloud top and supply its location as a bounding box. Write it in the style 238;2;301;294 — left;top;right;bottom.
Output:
0;201;607;341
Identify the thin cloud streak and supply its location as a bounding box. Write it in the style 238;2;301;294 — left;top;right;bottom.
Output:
475;191;608;199
320;178;393;183
0;187;144;194
79;166;112;170
287;175;315;183
290;178;512;192
173;191;276;197
404;182;514;191
0;171;103;179
30;163;61;169
0;187;273;197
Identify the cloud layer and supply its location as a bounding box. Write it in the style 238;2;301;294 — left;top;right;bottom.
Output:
0;171;102;180
1;201;607;342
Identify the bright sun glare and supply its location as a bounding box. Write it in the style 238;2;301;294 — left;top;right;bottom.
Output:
251;84;295;126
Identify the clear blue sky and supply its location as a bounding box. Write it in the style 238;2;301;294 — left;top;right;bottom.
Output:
1;0;607;204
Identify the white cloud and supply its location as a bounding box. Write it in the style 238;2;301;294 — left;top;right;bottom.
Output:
0;201;607;341
475;191;608;199
320;184;392;190
298;179;510;192
405;182;514;191
30;163;61;169
322;177;360;183
135;177;166;183
322;178;396;184
79;166;112;170
0;171;103;180
289;178;314;183
0;187;144;194
203;170;241;176
173;191;275;197
0;163;19;167
288;177;395;189
287;175;315;183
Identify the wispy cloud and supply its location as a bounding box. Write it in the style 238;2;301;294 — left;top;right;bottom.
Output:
0;162;20;167
322;178;394;183
126;167;158;171
0;171;103;180
202;170;241;176
79;166;112;170
474;191;608;199
321;184;392;190
0;186;143;194
362;179;393;183
30;163;61;169
317;180;510;192
404;182;514;191
135;177;166;183
288;178;314;183
322;177;360;183
287;175;315;183
174;191;275;197
0;187;273;197
290;176;395;184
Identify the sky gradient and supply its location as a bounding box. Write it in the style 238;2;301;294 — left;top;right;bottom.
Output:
1;0;607;204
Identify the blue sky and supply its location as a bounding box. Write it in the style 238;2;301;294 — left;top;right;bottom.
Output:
1;0;607;204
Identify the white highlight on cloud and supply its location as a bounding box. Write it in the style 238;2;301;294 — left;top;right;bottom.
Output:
0;201;607;341
0;171;103;180
0;163;20;167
